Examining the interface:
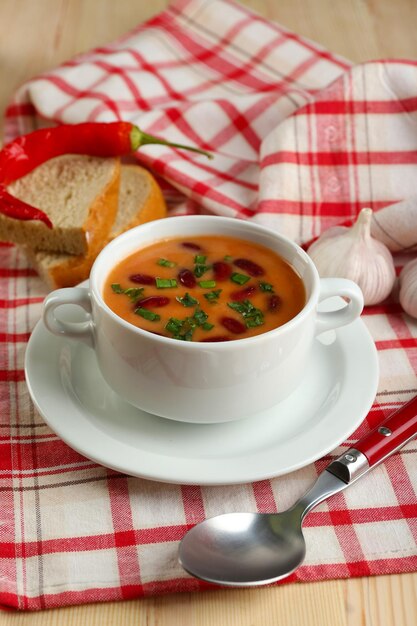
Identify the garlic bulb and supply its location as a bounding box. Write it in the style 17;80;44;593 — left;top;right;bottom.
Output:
307;208;395;306
399;258;417;318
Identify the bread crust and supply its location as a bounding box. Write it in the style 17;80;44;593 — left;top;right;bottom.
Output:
29;164;167;289
0;156;120;254
109;165;167;238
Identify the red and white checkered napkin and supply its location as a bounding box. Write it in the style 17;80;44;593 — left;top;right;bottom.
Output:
1;0;417;611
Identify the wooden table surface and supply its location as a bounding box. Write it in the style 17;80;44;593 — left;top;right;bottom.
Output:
0;1;416;624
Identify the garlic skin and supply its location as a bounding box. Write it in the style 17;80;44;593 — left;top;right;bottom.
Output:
399;258;417;318
307;208;395;306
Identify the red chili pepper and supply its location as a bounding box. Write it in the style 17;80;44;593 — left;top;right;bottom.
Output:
0;122;212;228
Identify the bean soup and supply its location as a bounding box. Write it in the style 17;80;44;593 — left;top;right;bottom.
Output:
103;235;306;341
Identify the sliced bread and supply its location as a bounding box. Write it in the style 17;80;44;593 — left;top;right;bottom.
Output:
108;164;167;239
27;164;167;289
0;155;120;254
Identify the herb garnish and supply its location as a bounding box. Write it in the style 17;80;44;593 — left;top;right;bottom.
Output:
224;255;233;262
231;272;250;285
194;254;207;264
204;289;222;303
259;281;274;293
111;283;145;302
193;308;208;326
176;292;199;307
165;317;195;341
165;308;212;341
155;278;178;288
165;318;183;335
157;258;177;268
198;280;217;289
194;264;210;278
228;299;264;328
135;307;161;322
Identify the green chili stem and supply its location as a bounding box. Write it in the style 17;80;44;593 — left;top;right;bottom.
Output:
131;127;213;159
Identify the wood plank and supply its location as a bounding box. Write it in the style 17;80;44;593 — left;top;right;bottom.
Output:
0;581;346;626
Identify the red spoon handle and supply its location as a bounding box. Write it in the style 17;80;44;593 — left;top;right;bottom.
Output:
354;395;417;467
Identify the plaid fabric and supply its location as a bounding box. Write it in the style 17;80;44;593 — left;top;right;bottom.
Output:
1;0;417;611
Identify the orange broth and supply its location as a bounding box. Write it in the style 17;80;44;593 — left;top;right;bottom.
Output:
103;235;306;342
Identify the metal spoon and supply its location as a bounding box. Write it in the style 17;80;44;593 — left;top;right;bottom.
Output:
179;396;417;587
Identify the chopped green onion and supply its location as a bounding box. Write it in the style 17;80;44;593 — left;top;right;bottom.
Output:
111;284;144;302
194;264;210;278
245;316;264;328
198;280;217;289
228;301;250;315
259;281;274;293
135;307;161;322
194;254;207;264
156;277;178;288
124;287;145;302
176;292;199;307
180;326;195;342
228;299;264;328
165;318;183;334
157;258;177;268
231;272;250;285
165;317;195;341
193;308;208;325
224;255;233;262
204;289;222;303
165;308;211;341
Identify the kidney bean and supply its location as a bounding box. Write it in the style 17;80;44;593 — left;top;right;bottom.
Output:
181;241;202;251
234;258;265;276
230;285;257;301
136;296;170;308
178;268;197;288
201;335;231;342
212;261;232;281
221;316;246;334
129;273;155;285
268;294;282;311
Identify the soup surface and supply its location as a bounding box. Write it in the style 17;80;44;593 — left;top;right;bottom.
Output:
103;235;306;342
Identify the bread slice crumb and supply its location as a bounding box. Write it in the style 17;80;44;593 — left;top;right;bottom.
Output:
26;164;167;289
1;155;120;254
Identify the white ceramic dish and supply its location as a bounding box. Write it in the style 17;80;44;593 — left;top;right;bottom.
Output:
43;215;363;423
25;294;378;485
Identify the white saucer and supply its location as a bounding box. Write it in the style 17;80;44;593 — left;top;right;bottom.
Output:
25;303;379;485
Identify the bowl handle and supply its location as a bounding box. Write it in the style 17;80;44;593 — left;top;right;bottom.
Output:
315;278;364;335
42;287;95;348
